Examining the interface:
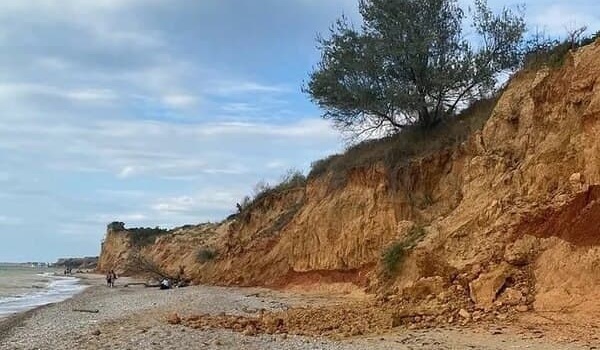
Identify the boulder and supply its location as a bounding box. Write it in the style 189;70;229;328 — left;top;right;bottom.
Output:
498;287;523;306
166;313;182;325
469;263;514;309
402;276;448;301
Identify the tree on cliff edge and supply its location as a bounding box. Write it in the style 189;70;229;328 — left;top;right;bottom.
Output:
304;0;525;139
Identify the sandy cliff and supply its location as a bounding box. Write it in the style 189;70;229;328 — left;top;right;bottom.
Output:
99;40;600;320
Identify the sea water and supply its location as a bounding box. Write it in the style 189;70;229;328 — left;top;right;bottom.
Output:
0;264;85;318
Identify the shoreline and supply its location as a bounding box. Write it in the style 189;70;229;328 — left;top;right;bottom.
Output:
0;273;97;342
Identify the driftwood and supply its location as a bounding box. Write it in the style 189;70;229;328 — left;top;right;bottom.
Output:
124;282;167;288
123;282;148;287
73;309;99;313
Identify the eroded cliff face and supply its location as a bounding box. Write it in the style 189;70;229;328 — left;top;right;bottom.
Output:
99;41;600;317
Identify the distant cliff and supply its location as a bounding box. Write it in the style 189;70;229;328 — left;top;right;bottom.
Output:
53;256;98;269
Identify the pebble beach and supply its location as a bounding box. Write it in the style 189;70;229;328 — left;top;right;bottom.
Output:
0;275;591;350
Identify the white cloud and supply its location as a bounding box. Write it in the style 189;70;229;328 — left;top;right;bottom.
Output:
117;166;137;179
266;161;286;169
152;196;195;213
162;94;198;108
65;88;117;101
221;102;260;113
0;83;117;103
151;191;242;215
0;115;337;180
211;81;289;96
531;4;600;36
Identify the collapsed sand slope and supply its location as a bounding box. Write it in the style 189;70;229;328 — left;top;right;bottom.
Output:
98;41;600;321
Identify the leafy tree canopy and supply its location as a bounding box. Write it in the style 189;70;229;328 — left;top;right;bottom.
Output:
305;0;525;139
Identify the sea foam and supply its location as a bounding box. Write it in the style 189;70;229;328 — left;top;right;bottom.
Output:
0;274;86;318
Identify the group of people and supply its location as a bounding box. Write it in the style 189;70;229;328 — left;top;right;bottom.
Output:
159;266;189;290
103;265;189;290
106;269;118;288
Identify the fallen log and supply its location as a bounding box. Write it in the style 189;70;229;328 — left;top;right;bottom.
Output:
123;282;148;287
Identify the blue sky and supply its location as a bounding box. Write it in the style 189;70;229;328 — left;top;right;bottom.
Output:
1;0;599;262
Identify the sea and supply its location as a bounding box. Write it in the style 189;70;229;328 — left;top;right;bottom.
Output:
0;264;85;318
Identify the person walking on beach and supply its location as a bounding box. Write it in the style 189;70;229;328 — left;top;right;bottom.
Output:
109;270;117;288
106;271;113;287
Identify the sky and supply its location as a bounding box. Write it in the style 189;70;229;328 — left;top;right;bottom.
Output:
1;0;599;262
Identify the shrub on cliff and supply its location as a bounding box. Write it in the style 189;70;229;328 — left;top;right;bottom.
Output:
305;0;525;139
196;248;218;263
234;169;307;215
522;29;600;70
308;94;499;186
107;221;125;231
128;227;170;247
381;225;426;278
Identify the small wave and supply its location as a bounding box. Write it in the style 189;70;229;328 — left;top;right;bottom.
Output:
35;272;56;278
0;275;86;318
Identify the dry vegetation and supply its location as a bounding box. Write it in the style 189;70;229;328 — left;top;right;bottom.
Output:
309;95;499;189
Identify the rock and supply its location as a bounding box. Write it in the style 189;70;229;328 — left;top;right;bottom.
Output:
243;325;256;336
91;329;101;336
516;305;529;312
166;313;181;325
458;309;471;319
436;291;450;302
350;326;363;336
498;287;523;306
569;172;584;190
504;236;537;266
402;276;448;302
469;263;514;309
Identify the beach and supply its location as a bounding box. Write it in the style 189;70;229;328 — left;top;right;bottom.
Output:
0;275;593;350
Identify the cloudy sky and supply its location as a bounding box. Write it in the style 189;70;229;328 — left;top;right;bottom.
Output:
1;0;599;262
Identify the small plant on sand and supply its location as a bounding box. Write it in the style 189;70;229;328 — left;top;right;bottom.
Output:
381;225;426;278
196;248;218;263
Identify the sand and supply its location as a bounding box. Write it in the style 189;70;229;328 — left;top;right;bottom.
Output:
0;275;593;349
